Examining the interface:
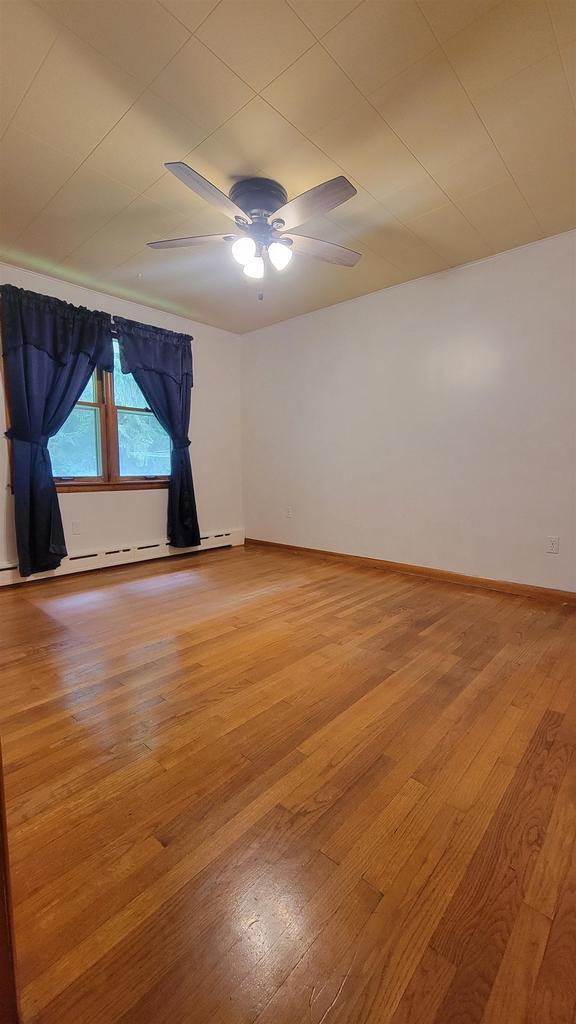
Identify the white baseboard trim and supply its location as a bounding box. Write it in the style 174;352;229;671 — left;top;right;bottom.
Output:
0;528;245;586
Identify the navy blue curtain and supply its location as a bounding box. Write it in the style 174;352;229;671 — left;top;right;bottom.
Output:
113;316;200;548
1;285;113;577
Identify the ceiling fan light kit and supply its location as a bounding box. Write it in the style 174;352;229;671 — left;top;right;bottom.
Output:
268;241;293;271
148;163;362;297
243;254;265;280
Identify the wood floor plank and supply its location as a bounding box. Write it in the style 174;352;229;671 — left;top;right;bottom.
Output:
481;900;550;1024
0;545;573;1023
388;947;455;1024
428;710;572;1024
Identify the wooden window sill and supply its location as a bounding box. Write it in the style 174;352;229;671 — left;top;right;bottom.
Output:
56;480;169;493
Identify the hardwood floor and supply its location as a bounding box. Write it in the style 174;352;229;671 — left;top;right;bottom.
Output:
1;544;575;1024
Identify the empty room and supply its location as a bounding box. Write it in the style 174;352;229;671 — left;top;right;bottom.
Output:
0;0;575;1021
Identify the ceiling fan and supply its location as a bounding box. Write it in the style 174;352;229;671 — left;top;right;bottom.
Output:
147;162;361;286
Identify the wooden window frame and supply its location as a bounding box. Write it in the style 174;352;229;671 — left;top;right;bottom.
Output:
55;354;170;494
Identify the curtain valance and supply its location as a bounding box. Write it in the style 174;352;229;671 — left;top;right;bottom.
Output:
113;315;192;384
1;284;113;370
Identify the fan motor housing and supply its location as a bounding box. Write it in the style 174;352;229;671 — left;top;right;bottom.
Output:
229;178;287;219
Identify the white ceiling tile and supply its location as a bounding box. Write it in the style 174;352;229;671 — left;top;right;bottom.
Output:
384;240;450;277
546;0;576;46
197;1;315;91
456;178;544;249
372;49;499;177
474;53;576;233
96;196;186;251
559;37;576;104
405;201;493;261
17;167;138;261
288;0;362;38
39;0;189;84
0;0;58;135
379;176;450;221
151;35;254;133
187;98;304;190
432;143;510;199
155;0;220;33
312;97;435;201
66;234;151;277
144;168;218;216
416;0;502;42
327;187;425;255
0;127;80;240
12;29;141;161
444;1;558;99
262;44;362;134
83;91;207;192
68;196;186;276
323;0;437;94
255;139;343;198
288;211;357;244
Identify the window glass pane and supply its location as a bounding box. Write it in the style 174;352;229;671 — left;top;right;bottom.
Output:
78;373;96;404
117;410;171;477
49;406;101;477
113;341;148;409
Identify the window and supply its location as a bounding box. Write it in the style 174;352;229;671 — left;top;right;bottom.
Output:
50;341;171;491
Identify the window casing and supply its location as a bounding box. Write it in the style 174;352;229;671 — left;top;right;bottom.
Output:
51;341;171;492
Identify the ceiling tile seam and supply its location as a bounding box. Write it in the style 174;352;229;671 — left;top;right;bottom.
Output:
8;7;567;329
8;10;464;274
187;20;268;90
422;0;508;46
421;6;565;104
249;90;452;267
285;0;364;42
187;25;318;96
282;37;477;266
545;0;576;116
157;0;223;37
0;24;58;145
181;47;450;271
43;92;260;268
7;179;144;264
56;88;263;265
6;25;262;262
3;16;202;245
236;39;455;262
415;0;552;236
332;72;504;254
31;0;193;89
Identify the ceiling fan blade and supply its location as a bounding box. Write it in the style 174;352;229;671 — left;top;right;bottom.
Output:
147;233;234;250
286;234;361;267
165;162;250;223
273;176;356;231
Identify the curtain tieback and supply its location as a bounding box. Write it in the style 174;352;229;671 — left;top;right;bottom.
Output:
5;429;49;448
172;438;191;450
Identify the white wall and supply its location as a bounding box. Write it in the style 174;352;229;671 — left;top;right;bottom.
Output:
242;232;576;592
0;263;244;567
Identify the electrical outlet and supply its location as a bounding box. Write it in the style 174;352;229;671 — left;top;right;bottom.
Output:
71;520;81;536
285;506;294;519
546;536;560;554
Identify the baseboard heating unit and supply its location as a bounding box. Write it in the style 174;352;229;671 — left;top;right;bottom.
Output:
0;528;245;586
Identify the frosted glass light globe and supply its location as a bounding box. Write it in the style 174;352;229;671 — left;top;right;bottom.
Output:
268;241;293;271
231;236;256;265
243;255;265;279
